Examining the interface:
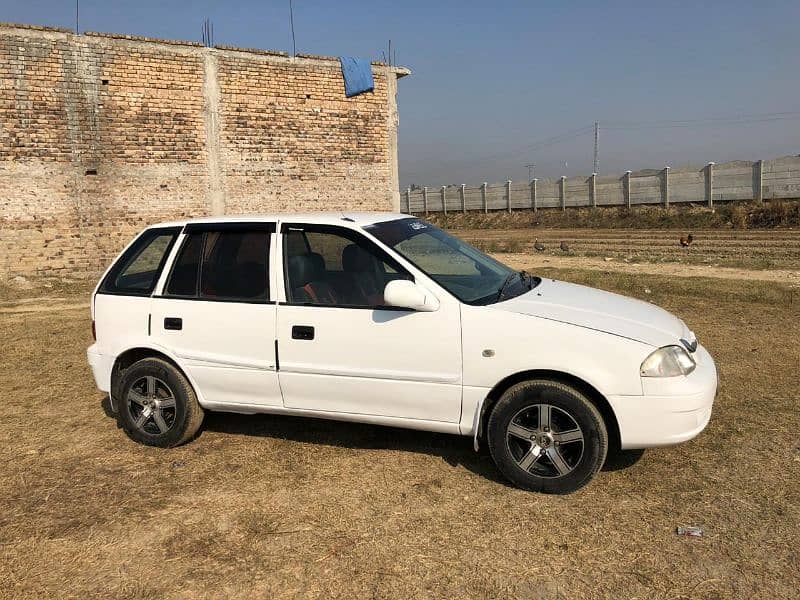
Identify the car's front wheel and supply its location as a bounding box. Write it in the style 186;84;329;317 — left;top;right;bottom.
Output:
117;357;204;447
487;379;608;494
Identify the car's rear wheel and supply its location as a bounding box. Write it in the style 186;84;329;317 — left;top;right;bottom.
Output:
117;357;204;447
487;379;608;494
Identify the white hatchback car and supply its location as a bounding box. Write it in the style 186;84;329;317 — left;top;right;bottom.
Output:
87;213;716;494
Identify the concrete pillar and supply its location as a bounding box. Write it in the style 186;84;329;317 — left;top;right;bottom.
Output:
705;162;715;208
624;171;632;209
460;184;466;213
423;186;429;216
441;185;447;215
590;173;597;208
663;167;670;208
506;180;512;213
202;49;226;216
385;66;401;211
531;178;538;212
481;182;488;213
560;176;567;211
755;160;764;203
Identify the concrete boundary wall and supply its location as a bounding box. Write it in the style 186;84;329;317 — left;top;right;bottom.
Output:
404;155;800;214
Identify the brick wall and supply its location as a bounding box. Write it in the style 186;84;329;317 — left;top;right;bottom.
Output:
0;23;408;278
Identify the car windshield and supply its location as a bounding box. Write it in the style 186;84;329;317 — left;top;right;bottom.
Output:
364;218;538;305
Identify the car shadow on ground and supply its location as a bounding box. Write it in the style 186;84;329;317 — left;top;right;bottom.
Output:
204;410;646;480
100;396;646;483
203;409;510;485
602;447;646;471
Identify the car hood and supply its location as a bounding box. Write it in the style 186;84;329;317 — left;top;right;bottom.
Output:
493;279;689;347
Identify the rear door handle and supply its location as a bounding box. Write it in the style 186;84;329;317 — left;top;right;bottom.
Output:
164;317;182;331
292;325;314;340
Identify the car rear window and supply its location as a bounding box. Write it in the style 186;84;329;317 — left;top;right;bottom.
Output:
165;233;202;296
164;224;273;302
99;227;180;296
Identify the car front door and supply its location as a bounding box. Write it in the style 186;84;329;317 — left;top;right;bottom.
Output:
275;223;462;423
150;222;282;408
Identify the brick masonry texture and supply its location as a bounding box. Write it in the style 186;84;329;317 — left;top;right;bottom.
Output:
0;23;407;277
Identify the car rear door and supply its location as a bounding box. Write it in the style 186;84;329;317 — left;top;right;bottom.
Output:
275;222;462;423
150;222;282;408
94;226;181;367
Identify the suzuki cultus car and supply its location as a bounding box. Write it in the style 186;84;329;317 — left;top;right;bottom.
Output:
87;213;716;494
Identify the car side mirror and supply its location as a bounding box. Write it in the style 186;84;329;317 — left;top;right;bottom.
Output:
383;280;440;312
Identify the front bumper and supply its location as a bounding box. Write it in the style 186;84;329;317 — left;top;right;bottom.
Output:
608;344;717;449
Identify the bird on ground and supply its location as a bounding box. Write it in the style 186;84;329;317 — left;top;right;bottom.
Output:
560;241;570;252
534;240;545;252
679;233;694;247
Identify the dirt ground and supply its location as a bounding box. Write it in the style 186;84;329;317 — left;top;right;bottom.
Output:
456;228;800;271
1;262;799;599
498;253;800;284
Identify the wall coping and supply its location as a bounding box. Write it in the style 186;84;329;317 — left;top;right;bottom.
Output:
0;21;72;34
0;21;411;77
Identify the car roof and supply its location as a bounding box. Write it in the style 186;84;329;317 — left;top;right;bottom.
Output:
150;212;412;229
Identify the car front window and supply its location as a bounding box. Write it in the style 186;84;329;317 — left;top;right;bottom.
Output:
365;218;537;305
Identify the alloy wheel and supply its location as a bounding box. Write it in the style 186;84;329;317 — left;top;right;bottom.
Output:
127;375;177;435
505;403;585;478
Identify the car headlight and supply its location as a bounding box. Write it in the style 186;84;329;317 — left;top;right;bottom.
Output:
640;345;696;377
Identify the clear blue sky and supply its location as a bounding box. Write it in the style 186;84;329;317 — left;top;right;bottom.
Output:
3;0;799;187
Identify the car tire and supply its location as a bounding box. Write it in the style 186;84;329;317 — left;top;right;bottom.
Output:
487;379;608;494
117;357;204;448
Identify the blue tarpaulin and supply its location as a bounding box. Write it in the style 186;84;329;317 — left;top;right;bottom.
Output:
339;57;374;98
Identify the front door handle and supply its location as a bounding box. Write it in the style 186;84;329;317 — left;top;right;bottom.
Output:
292;325;314;340
164;317;183;331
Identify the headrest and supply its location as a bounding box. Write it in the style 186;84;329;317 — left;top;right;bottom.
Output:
308;252;326;274
342;244;375;272
288;254;322;286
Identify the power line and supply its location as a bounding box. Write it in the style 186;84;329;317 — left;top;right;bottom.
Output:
522;126;595;153
606;117;800;130
605;110;800;130
432;125;594;170
409;108;800;180
608;109;800;125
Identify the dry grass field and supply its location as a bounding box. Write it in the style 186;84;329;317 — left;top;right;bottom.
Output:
1;265;799;598
426;200;800;233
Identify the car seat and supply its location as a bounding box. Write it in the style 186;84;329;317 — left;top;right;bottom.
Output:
342;243;383;305
287;254;337;304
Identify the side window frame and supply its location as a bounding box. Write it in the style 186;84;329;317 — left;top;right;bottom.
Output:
98;226;181;297
160;222;276;304
280;223;413;309
161;231;204;299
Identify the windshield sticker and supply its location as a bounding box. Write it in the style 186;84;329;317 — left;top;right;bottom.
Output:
409;222;428;230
